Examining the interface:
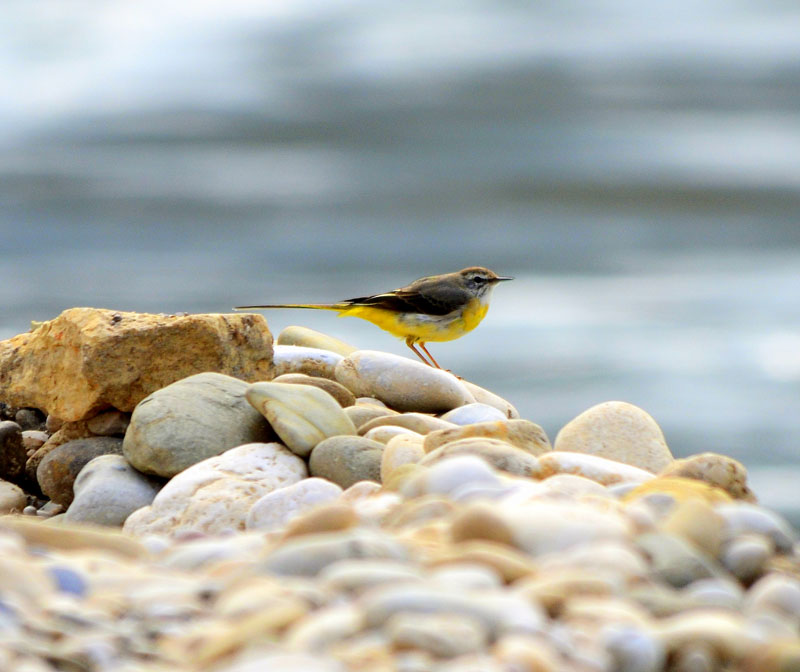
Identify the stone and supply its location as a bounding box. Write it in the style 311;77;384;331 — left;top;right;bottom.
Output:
363;425;422;444
123;442;306;537
246;478;344;532
744;573;800;621
272;373;357;407
683;578;744;610
399;455;505;499
423;419;551;455
624;476;733;506
335;350;473;413
319;559;424;594
0;421;26;483
533;451;657;486
276;325;358;356
123;372;275;477
635;532;723;588
86;410;130;436
655;610;758;662
460;381;520;419
554;401;673;473
359;413;456;436
493;635;562;672
601;623;666;672
63;454;161;526
309;436;385;488
720;534;773;584
0;308;273;421
660;498;725;558
21;430;48;451
285;603;365;652
421;438;540;477
14;407;45;430
246;381;357;458
440;403;507;425
272;345;344;379
716;502;797;553
0;480;26;513
345;404;399;429
660;452;755;501
450;501;515;546
380;434;426;482
36;436;124;506
387;612;488;658
282;502;359;539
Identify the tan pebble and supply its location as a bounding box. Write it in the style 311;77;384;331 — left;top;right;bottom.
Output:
460;381;520;419
515;569;621;614
214;576;294;616
450;501;515;546
741;639;800;672
86;409;130;436
744;573;800;620
660;452;755;501
424;419;551;456
340;480;383;501
246;381;357;458
534;450;656;486
285;603;365;652
319;559;424;594
356;397;389;408
363;425;422;444
0;482;27;514
360;412;457;436
346;404;399;429
440;402;508;425
45;414;64;433
656;609;757;662
382;496;456;529
421;437;540;477
554;400;674;473
661;498;725;558
493;634;562;672
334;350;474;413
382;463;427;493
282;503;359;539
561;596;652;629
381;434;426;482
636;531;723;588
272;344;344;379
431;540;537;583
276;325;358;356
309;435;384;488
535;540;649;582
387;612;489;658
624;476;732;505
537;473;611;498
21;430;48;451
721;534;774;583
273;373;357;407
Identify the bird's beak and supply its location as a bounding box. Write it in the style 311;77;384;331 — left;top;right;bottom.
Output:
494;275;514;282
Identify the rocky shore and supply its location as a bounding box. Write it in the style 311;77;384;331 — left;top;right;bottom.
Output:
0;308;798;671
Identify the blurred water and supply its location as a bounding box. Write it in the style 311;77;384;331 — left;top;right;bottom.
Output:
2;1;799;517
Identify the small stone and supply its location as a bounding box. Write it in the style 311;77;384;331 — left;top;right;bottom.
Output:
399;455;504;499
345;404;399;429
602;623;666;672
533;451;657;486
635;532;723;588
319;559;424;594
335;350;474;413
660;452;755;501
272;344;344;379
515;568;620;613
716;502;796;553
440;403;507;425
36;436;124;506
450;501;515;546
272;373;357;407
380;434;426;482
21;430;48;451
0;479;26;513
387;612;489;658
282;502;359;539
285;603;365;652
744;573;800;621
246;478;344;532
45;414;64;433
64;454;162;526
554;401;674;473
424;419;551;455
359;413;457;436
309;436;384;488
421;438;540;477
276;325;358;356
363;426;422;444
0;421;26;482
460;381;520;419
86;410;130;436
656;610;758;662
14;407;45;430
661;498;725;558
494;634;562;672
720;534;773;584
683;578;743;610
123;442;307;537
123;372;275;477
246;381;357;458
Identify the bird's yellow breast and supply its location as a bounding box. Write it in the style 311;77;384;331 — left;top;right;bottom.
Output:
338;297;489;343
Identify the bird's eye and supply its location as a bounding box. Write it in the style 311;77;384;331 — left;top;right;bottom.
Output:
472;275;487;284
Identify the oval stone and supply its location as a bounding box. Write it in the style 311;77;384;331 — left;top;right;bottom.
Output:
272;373;356;408
272;345;344;379
276;326;358;356
309;436;385;488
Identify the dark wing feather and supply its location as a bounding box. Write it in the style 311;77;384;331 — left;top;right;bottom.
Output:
344;276;469;316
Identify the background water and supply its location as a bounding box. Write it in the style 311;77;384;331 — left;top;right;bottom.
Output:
2;1;799;518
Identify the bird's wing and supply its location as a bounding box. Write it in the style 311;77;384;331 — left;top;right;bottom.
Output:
345;278;468;316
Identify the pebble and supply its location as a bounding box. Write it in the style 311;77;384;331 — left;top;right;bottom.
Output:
334;350;474;413
359;412;457;436
720;534;773;583
716;502;797;552
440;402;508;425
276;325;358;356
309;436;384;488
345;403;399;429
272;344;344;379
554;400;674;473
0;421;26;483
273;373;356;407
387;612;488;658
319;559;424;594
36;436;124;506
0;479;26;513
14;407;45;430
460;381;520;419
86;410;131;436
123;442;307;537
635;532;723;588
744;573;800;621
63;454;162;526
122;372;275;477
246;478;344;532
659;452;755;501
534;450;657;486
363;425;421;444
421;438;540;477
21;430;49;452
399;455;505;499
380;434;427;483
246;381;357;458
424;419;551;455
660;498;725;558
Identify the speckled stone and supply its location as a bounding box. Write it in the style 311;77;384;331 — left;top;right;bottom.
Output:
309;436;385;488
272;373;357;408
423;419;551;455
246;478;344;532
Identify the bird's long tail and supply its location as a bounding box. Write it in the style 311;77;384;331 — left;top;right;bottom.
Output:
233;303;347;311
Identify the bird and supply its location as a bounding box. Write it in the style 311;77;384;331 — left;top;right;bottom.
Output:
234;266;513;368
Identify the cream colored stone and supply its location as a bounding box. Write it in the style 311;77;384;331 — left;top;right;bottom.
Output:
533;451;656;486
380;434;426;482
421;438;540;477
246;381;357;458
660;452;755;501
359;412;457;436
246;478;344;532
460;381;520;419
272;344;343;379
655;609;759;661
440;402;507;425
0;308;273;421
661;498;725;558
363;425;422;444
272;373;356;407
276;325;358;356
345;404;399;429
424;419;551;455
554;401;673;473
0;480;26;513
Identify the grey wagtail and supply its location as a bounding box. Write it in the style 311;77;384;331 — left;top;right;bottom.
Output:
234;266;513;368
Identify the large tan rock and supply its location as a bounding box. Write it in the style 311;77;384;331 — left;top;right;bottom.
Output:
0;308;274;422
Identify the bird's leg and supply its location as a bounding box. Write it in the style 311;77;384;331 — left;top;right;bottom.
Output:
419;343;442;369
405;337;435;367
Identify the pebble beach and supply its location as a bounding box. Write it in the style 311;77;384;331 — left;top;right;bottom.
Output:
0;307;798;672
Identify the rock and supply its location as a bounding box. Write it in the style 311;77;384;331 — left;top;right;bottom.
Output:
359;413;456;436
272;374;356;407
21;430;48;451
123;442;307;537
363;425;422;444
635;532;723;588
440;403;507;425
460;381;520;419
285;603;365;652
319;559;424;594
720;534;773;584
345;404;399;429
423;419;551;455
0;421;26;483
334;350;473;413
0;479;26;513
660;498;725;558
309;436;384;488
246;478;344;532
14;408;45;430
660;453;755;501
276;326;358;356
494;635;562;672
533;451;657;486
655;610;758;663
45;414;64;433
744;573;800;621
64;454;161;526
421;438;541;477
86;410;130;436
0;308;273;421
123;372;275;477
554;401;673;473
450;501;515;546
381;434;426;482
601;623;666;672
246;381;357;458
282;502;359;539
386;612;488;658
624;476;733;506
716;502;797;553
36;436;124;506
399;455;505;499
272;345;344;379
